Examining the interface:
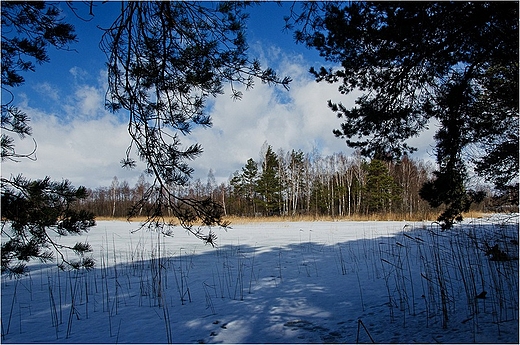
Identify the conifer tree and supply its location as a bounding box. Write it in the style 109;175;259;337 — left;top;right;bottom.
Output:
287;1;518;228
256;146;281;215
363;160;401;214
1;2;95;275
242;158;260;215
1;176;95;275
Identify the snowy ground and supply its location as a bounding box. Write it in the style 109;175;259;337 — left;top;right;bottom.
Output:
1;215;518;344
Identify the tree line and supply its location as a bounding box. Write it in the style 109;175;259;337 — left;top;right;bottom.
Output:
80;144;500;220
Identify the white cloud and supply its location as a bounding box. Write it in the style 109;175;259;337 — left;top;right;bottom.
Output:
69;66;89;80
33;82;60;102
2;103;143;189
72;85;105;118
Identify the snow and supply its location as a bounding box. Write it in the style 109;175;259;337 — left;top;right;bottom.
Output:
2;215;518;344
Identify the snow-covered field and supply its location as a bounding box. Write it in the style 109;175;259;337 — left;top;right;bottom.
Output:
2;215;518;344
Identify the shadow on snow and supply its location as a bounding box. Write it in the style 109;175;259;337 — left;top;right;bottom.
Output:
1;219;518;344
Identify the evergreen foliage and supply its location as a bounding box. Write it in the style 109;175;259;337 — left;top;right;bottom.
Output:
287;2;519;228
256;145;281;215
230;158;259;216
1;2;95;275
363;160;402;214
1;175;95;275
1;2;76;161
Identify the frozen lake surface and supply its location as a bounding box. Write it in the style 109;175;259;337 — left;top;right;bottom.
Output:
1;216;518;343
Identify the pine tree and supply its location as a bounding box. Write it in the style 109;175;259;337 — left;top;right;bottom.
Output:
256;146;281;215
363;160;402;214
1;3;95;274
242;158;260;216
1;176;95;275
2;2;76;161
288;1;518;228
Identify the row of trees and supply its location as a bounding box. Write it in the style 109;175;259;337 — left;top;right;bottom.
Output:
228;146;434;218
81;144;498;220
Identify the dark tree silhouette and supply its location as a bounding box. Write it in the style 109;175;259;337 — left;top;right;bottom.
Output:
1;176;95;275
1;1;76;161
287;1;518;228
1;2;95;275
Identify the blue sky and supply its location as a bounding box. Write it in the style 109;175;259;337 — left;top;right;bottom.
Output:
2;2;436;189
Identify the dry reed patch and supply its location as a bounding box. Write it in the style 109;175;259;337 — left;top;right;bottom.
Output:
93;211;500;226
223;213;440;224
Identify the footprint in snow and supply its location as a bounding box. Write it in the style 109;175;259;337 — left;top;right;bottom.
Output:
284;320;344;343
208;321;229;338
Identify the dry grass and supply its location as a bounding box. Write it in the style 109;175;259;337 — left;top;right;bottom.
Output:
223;212;439;224
94;211;495;225
96;213;438;225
